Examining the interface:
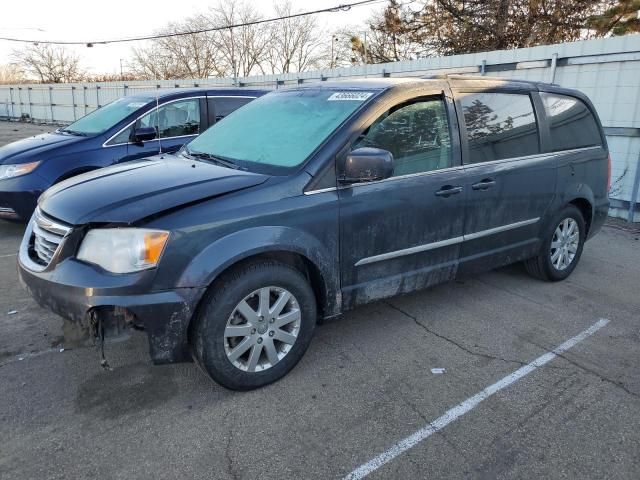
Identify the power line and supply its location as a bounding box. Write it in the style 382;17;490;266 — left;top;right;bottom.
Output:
0;0;385;47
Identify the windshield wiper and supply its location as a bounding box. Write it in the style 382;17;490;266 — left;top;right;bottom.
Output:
58;128;88;137
185;148;242;170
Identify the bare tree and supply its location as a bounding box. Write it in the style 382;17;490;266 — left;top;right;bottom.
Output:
0;63;25;84
124;0;344;78
12;44;84;83
264;1;326;74
128;43;187;80
128;14;223;80
209;0;272;78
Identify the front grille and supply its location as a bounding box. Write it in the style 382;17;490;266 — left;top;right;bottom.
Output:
29;209;71;267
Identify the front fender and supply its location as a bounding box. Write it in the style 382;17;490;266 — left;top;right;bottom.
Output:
174;226;340;316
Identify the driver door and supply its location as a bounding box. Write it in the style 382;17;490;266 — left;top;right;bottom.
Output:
338;93;467;310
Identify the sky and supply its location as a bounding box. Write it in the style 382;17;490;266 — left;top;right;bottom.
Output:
0;0;386;75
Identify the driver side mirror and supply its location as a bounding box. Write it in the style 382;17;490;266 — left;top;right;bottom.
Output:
339;147;394;184
133;126;157;143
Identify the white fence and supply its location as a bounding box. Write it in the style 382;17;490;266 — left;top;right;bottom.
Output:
2;36;640;221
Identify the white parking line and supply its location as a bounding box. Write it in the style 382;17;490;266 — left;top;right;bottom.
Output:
343;318;610;480
0;253;17;258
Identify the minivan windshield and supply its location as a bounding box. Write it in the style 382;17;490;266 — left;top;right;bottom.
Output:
185;89;375;173
60;97;151;136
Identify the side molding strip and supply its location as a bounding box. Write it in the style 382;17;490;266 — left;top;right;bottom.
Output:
355;217;540;267
355;236;464;267
464;217;540;241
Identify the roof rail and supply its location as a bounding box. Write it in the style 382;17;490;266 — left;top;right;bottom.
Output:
420;73;558;86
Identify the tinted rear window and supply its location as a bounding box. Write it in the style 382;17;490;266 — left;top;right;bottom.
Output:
540;93;602;151
460;92;540;163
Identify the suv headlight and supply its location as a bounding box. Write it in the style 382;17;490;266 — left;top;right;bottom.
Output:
77;228;169;274
0;161;40;180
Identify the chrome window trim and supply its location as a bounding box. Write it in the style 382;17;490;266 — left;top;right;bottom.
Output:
342;165;466;189
337;146;602;190
304;165;465;195
106;133;201;149
355;217;540;267
303;186;338;195
102;95;257;148
463;146;602;169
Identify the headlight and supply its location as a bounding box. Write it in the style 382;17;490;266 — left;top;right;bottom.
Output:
77;228;169;274
0;161;40;180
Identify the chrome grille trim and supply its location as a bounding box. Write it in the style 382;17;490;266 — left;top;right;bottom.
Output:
29;208;71;267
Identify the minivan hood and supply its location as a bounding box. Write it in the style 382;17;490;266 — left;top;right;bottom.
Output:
0;132;83;164
38;155;269;225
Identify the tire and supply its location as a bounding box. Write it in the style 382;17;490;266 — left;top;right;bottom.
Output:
524;205;586;282
190;260;317;390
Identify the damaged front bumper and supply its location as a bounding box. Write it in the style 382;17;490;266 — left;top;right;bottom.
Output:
18;255;205;364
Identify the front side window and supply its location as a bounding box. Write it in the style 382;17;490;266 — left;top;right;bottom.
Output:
186;89;374;173
64;97;150;136
139;98;200;139
353;98;451;177
541;93;602;151
461;92;540;163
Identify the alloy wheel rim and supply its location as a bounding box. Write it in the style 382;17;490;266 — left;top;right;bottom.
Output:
550;218;579;271
224;286;301;372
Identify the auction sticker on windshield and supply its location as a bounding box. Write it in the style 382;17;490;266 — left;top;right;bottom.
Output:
327;92;374;101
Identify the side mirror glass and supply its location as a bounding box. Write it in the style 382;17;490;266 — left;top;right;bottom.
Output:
339;147;394;184
134;126;157;143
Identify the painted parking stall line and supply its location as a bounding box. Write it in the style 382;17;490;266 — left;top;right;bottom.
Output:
344;319;610;480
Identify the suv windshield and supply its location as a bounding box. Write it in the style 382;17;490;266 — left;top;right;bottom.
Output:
185;89;375;173
61;97;151;136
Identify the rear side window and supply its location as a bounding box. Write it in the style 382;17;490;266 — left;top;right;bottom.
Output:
460;92;540;163
540;93;602;151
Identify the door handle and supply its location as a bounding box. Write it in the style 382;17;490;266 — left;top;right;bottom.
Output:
471;179;496;191
435;185;463;197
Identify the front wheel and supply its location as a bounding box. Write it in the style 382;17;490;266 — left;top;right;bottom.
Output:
190;260;317;390
524;205;586;282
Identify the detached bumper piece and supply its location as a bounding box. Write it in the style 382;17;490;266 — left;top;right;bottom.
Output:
89;307;140;370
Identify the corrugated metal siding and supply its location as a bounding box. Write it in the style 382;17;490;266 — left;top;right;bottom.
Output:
1;36;640;220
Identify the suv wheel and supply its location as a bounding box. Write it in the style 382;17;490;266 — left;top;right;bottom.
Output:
191;260;317;390
524;204;586;282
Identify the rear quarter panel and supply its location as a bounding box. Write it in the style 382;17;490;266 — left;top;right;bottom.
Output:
538;87;609;239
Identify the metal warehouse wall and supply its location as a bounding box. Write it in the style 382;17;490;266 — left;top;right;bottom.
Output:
1;35;640;221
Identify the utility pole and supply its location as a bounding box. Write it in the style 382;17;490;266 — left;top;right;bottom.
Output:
330;35;339;69
119;59;124;81
362;31;368;64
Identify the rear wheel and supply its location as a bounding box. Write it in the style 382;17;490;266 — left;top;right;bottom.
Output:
524;205;586;282
191;260;316;390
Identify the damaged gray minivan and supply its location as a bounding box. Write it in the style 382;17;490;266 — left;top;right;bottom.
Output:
18;76;610;390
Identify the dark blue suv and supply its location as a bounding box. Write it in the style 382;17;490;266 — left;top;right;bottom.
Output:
0;87;266;221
